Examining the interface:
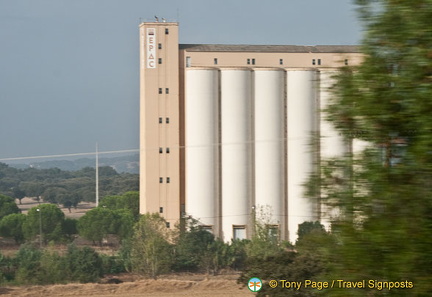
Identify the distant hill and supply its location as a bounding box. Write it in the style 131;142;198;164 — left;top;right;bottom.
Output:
8;154;139;174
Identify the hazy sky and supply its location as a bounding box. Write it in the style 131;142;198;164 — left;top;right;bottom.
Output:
0;0;362;161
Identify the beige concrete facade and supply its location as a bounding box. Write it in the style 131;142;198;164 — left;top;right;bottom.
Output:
139;22;180;228
140;22;362;240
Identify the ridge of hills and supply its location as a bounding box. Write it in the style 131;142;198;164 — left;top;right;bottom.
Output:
6;154;139;174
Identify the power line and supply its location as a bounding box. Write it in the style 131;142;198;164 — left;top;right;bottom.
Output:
0;149;139;162
0;133;329;162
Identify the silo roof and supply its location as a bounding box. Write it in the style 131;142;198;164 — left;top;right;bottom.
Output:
179;44;361;53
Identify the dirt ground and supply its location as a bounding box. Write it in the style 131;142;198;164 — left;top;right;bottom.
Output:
0;274;255;297
17;197;96;219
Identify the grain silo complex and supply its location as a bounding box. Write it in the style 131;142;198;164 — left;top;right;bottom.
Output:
139;22;362;243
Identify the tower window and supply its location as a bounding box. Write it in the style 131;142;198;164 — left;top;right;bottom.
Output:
158;88;162;94
186;56;191;67
233;226;246;240
166;147;170;153
344;59;349;65
158;58;162;64
159;177;163;183
167;177;170;183
202;226;213;233
159;117;163;124
166;117;170;124
159;147;163;154
158;43;162;49
214;58;218;65
165;28;169;34
318;59;321;65
252;58;255;65
166;222;170;228
247;59;250;65
165;88;169;94
159;207;163;213
312;59;316;65
279;59;283;65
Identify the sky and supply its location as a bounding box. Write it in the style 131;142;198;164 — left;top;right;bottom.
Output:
0;0;362;161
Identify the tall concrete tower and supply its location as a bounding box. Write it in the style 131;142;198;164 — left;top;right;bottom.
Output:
139;22;180;228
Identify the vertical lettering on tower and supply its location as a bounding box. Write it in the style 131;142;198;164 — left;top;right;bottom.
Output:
147;28;156;68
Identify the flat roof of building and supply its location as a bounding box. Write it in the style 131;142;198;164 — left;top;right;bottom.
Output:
180;44;360;53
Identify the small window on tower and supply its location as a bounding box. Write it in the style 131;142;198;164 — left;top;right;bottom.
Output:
158;88;162;94
214;58;218;65
158;43;162;49
252;58;255;65
165;28;169;34
318;59;321;65
158;58;162;64
167;177;170;183
166;222;170;228
233;226;246;240
202;226;213;233
159;177;163;183
159;147;163;154
312;59;316;65
247;59;251;65
159;207;163;213
344;59;349;65
166;147;170;154
186;56;191;67
165;88;169;94
166;117;170;124
279;59;283;65
159;117;162;124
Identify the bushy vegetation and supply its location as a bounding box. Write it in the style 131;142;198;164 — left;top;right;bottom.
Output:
0;200;76;245
1;244;104;285
0;193;330;290
0;162;138;207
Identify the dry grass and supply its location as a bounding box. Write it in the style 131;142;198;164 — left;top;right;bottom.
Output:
0;273;255;297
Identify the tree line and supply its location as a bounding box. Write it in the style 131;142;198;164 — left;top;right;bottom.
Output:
0;189;331;295
0;162;138;209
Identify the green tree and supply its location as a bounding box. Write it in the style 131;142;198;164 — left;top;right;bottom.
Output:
316;1;432;295
14;244;43;284
198;239;233;275
246;206;285;259
0;194;20;220
63;218;78;239
21;181;45;201
240;224;332;297
12;187;26;205
131;213;173;279
0;213;26;243
172;218;215;272
63;244;103;283
23;204;65;244
296;221;325;242
112;209;135;241
100;191;139;220
42;186;67;204
77;207;115;245
38;249;68;284
0;252;15;283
